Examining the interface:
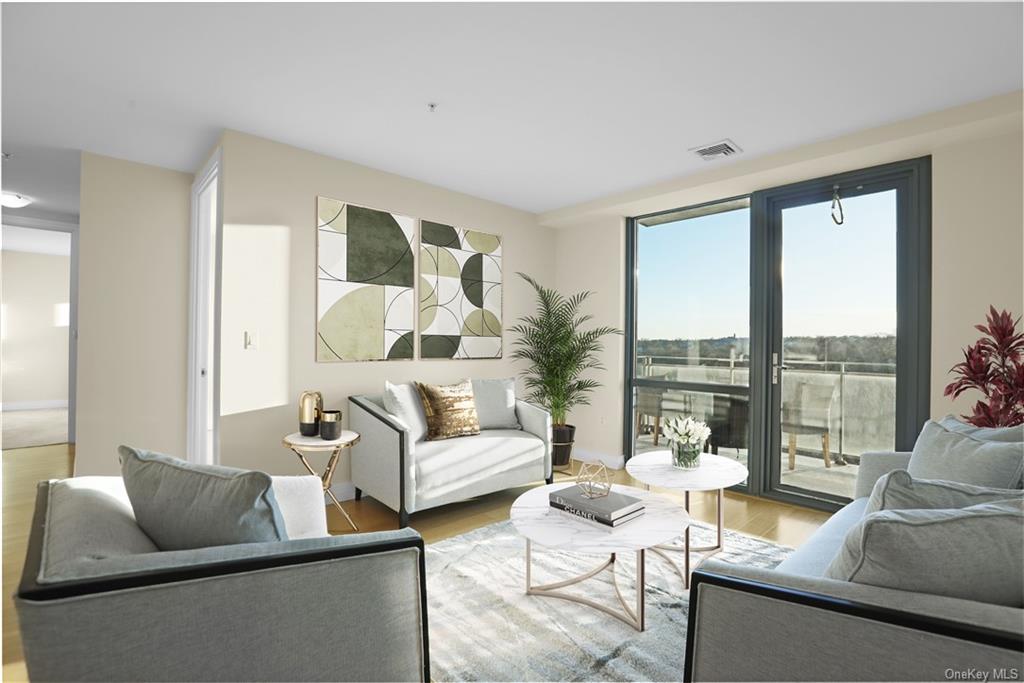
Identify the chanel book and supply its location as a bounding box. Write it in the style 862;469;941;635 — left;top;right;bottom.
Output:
549;485;644;524
555;506;645;530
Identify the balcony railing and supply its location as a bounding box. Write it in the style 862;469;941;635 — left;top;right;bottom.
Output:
636;354;896;458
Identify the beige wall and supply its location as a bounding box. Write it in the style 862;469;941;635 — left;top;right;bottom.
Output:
1;250;71;405
543;92;1024;458
217;131;556;487
75;152;192;475
553;215;626;460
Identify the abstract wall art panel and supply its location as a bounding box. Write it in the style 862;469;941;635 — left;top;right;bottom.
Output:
419;221;502;359
317;197;415;361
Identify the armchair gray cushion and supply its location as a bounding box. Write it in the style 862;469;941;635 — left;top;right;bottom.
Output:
824;499;1024;606
119;445;288;550
939;414;1024;442
865;469;1023;515
907;420;1024;488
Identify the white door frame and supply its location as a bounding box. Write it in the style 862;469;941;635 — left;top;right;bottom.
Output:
1;214;79;442
187;149;222;465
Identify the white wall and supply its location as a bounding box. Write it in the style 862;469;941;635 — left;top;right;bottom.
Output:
75;152;191;474
216;131;557;487
1;248;70;407
543;92;1024;457
220;224;291;415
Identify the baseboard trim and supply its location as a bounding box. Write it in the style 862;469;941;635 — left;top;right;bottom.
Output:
1;400;69;412
327;480;356;503
572;448;625;470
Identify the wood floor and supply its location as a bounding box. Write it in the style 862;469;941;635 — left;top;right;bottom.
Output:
2;446;828;681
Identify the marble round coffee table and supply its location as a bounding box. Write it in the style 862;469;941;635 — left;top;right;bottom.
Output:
626;451;748;586
510;482;690;631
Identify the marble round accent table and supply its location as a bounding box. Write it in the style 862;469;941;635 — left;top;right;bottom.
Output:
282;430;361;532
510;482;690;631
626;451;748;586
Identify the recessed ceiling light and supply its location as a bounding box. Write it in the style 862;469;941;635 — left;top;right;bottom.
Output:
1;192;32;208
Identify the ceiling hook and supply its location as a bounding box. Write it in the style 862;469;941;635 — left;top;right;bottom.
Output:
831;185;845;226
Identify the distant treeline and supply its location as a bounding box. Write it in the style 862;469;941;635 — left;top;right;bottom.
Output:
638;335;897;366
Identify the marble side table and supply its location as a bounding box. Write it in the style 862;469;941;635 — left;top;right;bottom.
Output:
282;430;361;532
510;482;690;631
626;451;748;586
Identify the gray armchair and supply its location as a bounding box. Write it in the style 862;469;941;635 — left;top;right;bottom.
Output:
16;478;430;682
684;450;1024;682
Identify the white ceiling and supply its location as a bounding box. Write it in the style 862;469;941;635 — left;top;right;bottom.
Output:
2;2;1022;216
1;225;71;256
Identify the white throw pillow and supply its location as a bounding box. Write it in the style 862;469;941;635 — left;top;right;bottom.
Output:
472;378;520;430
865;469;1023;516
825;499;1023;607
383;381;428;442
907;420;1024;489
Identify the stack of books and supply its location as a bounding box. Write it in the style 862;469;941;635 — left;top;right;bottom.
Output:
549;485;645;530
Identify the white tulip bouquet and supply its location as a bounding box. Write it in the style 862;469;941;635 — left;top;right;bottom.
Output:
663;415;710;470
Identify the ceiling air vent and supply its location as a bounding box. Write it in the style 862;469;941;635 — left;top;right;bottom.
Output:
690;139;743;161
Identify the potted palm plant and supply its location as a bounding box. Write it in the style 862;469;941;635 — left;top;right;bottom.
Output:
509;273;621;466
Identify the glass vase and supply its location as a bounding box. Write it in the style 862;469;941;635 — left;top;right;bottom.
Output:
671;442;702;470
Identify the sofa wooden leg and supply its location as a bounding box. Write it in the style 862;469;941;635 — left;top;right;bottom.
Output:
399;510;410;528
354;487;362;501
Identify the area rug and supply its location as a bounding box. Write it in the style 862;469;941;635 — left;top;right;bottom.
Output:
1;409;68;449
425;519;790;682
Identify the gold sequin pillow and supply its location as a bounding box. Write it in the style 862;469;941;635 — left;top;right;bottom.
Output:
415;380;481;440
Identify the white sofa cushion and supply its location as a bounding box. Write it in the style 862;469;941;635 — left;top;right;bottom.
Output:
472;378;521;430
825;499;1024;607
865;469;1023;515
414;429;544;500
384;381;428;442
907;420;1024;489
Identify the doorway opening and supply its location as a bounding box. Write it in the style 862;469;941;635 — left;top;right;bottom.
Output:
1;222;78;449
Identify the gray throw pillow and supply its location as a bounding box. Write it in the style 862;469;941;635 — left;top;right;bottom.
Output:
907;420;1024;488
383;381;428;442
825;499;1024;607
939;414;1024;443
472;378;521;430
865;469;1023;515
119;446;288;551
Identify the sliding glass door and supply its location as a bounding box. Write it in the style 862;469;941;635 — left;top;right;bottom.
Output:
626;157;930;509
628;198;752;491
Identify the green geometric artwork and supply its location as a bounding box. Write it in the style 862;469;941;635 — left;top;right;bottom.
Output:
317;197;415;361
420;221;502;359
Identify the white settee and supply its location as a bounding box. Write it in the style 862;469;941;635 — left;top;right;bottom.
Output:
349;392;552;527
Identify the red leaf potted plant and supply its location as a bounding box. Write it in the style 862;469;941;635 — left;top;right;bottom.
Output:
944;306;1024;427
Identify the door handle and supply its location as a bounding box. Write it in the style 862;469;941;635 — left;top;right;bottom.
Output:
771;353;788;384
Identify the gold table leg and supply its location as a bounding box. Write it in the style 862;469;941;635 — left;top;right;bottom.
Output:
647;488;726;588
290;447;359;532
526;539;647;631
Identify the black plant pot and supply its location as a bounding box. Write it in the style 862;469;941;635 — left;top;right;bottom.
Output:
551;424;576;466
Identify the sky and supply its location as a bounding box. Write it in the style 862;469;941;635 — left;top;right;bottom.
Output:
636;189;897;340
